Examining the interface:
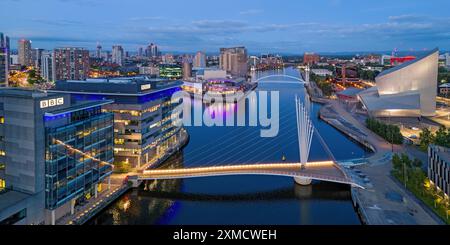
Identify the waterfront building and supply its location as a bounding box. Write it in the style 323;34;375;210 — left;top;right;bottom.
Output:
159;64;182;79
52;77;186;170
219;47;248;77
112;45;124;66
428;145;450;197
195;68;227;81
0;88;114;225
194;51;206;68
54;47;90;81
303;52;320;65
40;51;55;82
0;33;10;86
336;87;363;103
18;39;32;67
358;48;439;117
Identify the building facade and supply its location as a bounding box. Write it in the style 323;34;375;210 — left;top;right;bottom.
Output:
112;45;124;66
0;33;10;86
40;51;55;82
18;39;32;67
303;52;320;65
219;47;248;77
428;145;450;197
54;47;90;81
0;88;114;225
159;64;182;79
32;48;44;71
359;48;439;117
52;77;187;170
194;51;206;68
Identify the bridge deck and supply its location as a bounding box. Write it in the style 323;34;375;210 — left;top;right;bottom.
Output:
137;161;362;188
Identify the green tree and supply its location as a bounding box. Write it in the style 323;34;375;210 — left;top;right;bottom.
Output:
434;126;449;148
419;128;434;151
392;153;402;173
412;158;423;169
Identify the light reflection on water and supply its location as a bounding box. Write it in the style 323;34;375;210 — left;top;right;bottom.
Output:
88;67;370;225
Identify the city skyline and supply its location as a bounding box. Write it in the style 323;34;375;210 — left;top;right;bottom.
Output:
1;0;450;53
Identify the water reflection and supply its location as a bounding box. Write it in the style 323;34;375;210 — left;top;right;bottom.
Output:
88;67;365;225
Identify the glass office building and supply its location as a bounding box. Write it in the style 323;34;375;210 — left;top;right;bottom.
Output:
44;102;114;210
52;77;187;171
0;88;114;225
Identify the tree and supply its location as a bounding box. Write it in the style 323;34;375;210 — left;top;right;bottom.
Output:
401;153;412;168
419;128;434;151
412;158;423;169
392;154;402;173
434;126;449;148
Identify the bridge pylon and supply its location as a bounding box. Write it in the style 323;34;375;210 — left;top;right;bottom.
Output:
294;95;314;185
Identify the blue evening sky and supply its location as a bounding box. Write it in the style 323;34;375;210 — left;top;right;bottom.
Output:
1;0;449;54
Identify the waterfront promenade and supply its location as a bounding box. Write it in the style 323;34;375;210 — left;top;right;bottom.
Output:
316;91;443;224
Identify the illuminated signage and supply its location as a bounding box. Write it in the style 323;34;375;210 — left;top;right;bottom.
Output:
40;97;64;109
141;84;152;91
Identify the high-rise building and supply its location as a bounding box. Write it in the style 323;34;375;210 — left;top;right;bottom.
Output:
445;53;450;67
32;48;44;71
96;43;102;59
138;47;143;57
194;51;206;68
0;33;10;86
40;51;55;82
111;45;124;66
18;39;32;66
0;88;114;225
52;77;187;170
303;52;320;65
182;58;192;80
219;47;248;77
54;47;90;81
146;43;158;58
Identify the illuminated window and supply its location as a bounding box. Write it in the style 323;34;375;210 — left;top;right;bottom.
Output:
0;150;5;156
0;116;4;124
114;138;125;145
0;179;5;189
0;163;5;170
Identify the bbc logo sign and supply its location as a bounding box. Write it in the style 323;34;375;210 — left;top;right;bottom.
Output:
40;97;64;109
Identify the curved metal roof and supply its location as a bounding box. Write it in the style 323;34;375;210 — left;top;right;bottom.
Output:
377;48;439;78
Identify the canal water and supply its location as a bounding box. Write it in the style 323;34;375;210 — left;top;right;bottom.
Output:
88;67;370;225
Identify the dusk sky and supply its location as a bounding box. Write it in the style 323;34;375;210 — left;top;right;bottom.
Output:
1;0;450;54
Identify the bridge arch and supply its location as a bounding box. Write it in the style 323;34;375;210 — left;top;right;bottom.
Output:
255;74;306;84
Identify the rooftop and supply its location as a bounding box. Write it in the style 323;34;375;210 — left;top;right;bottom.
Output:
44;100;114;117
377;48;439;78
0;88;53;99
0;190;30;212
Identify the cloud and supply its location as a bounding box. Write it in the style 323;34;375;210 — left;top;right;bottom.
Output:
31;18;84;26
239;9;263;15
129;16;164;22
388;14;427;23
